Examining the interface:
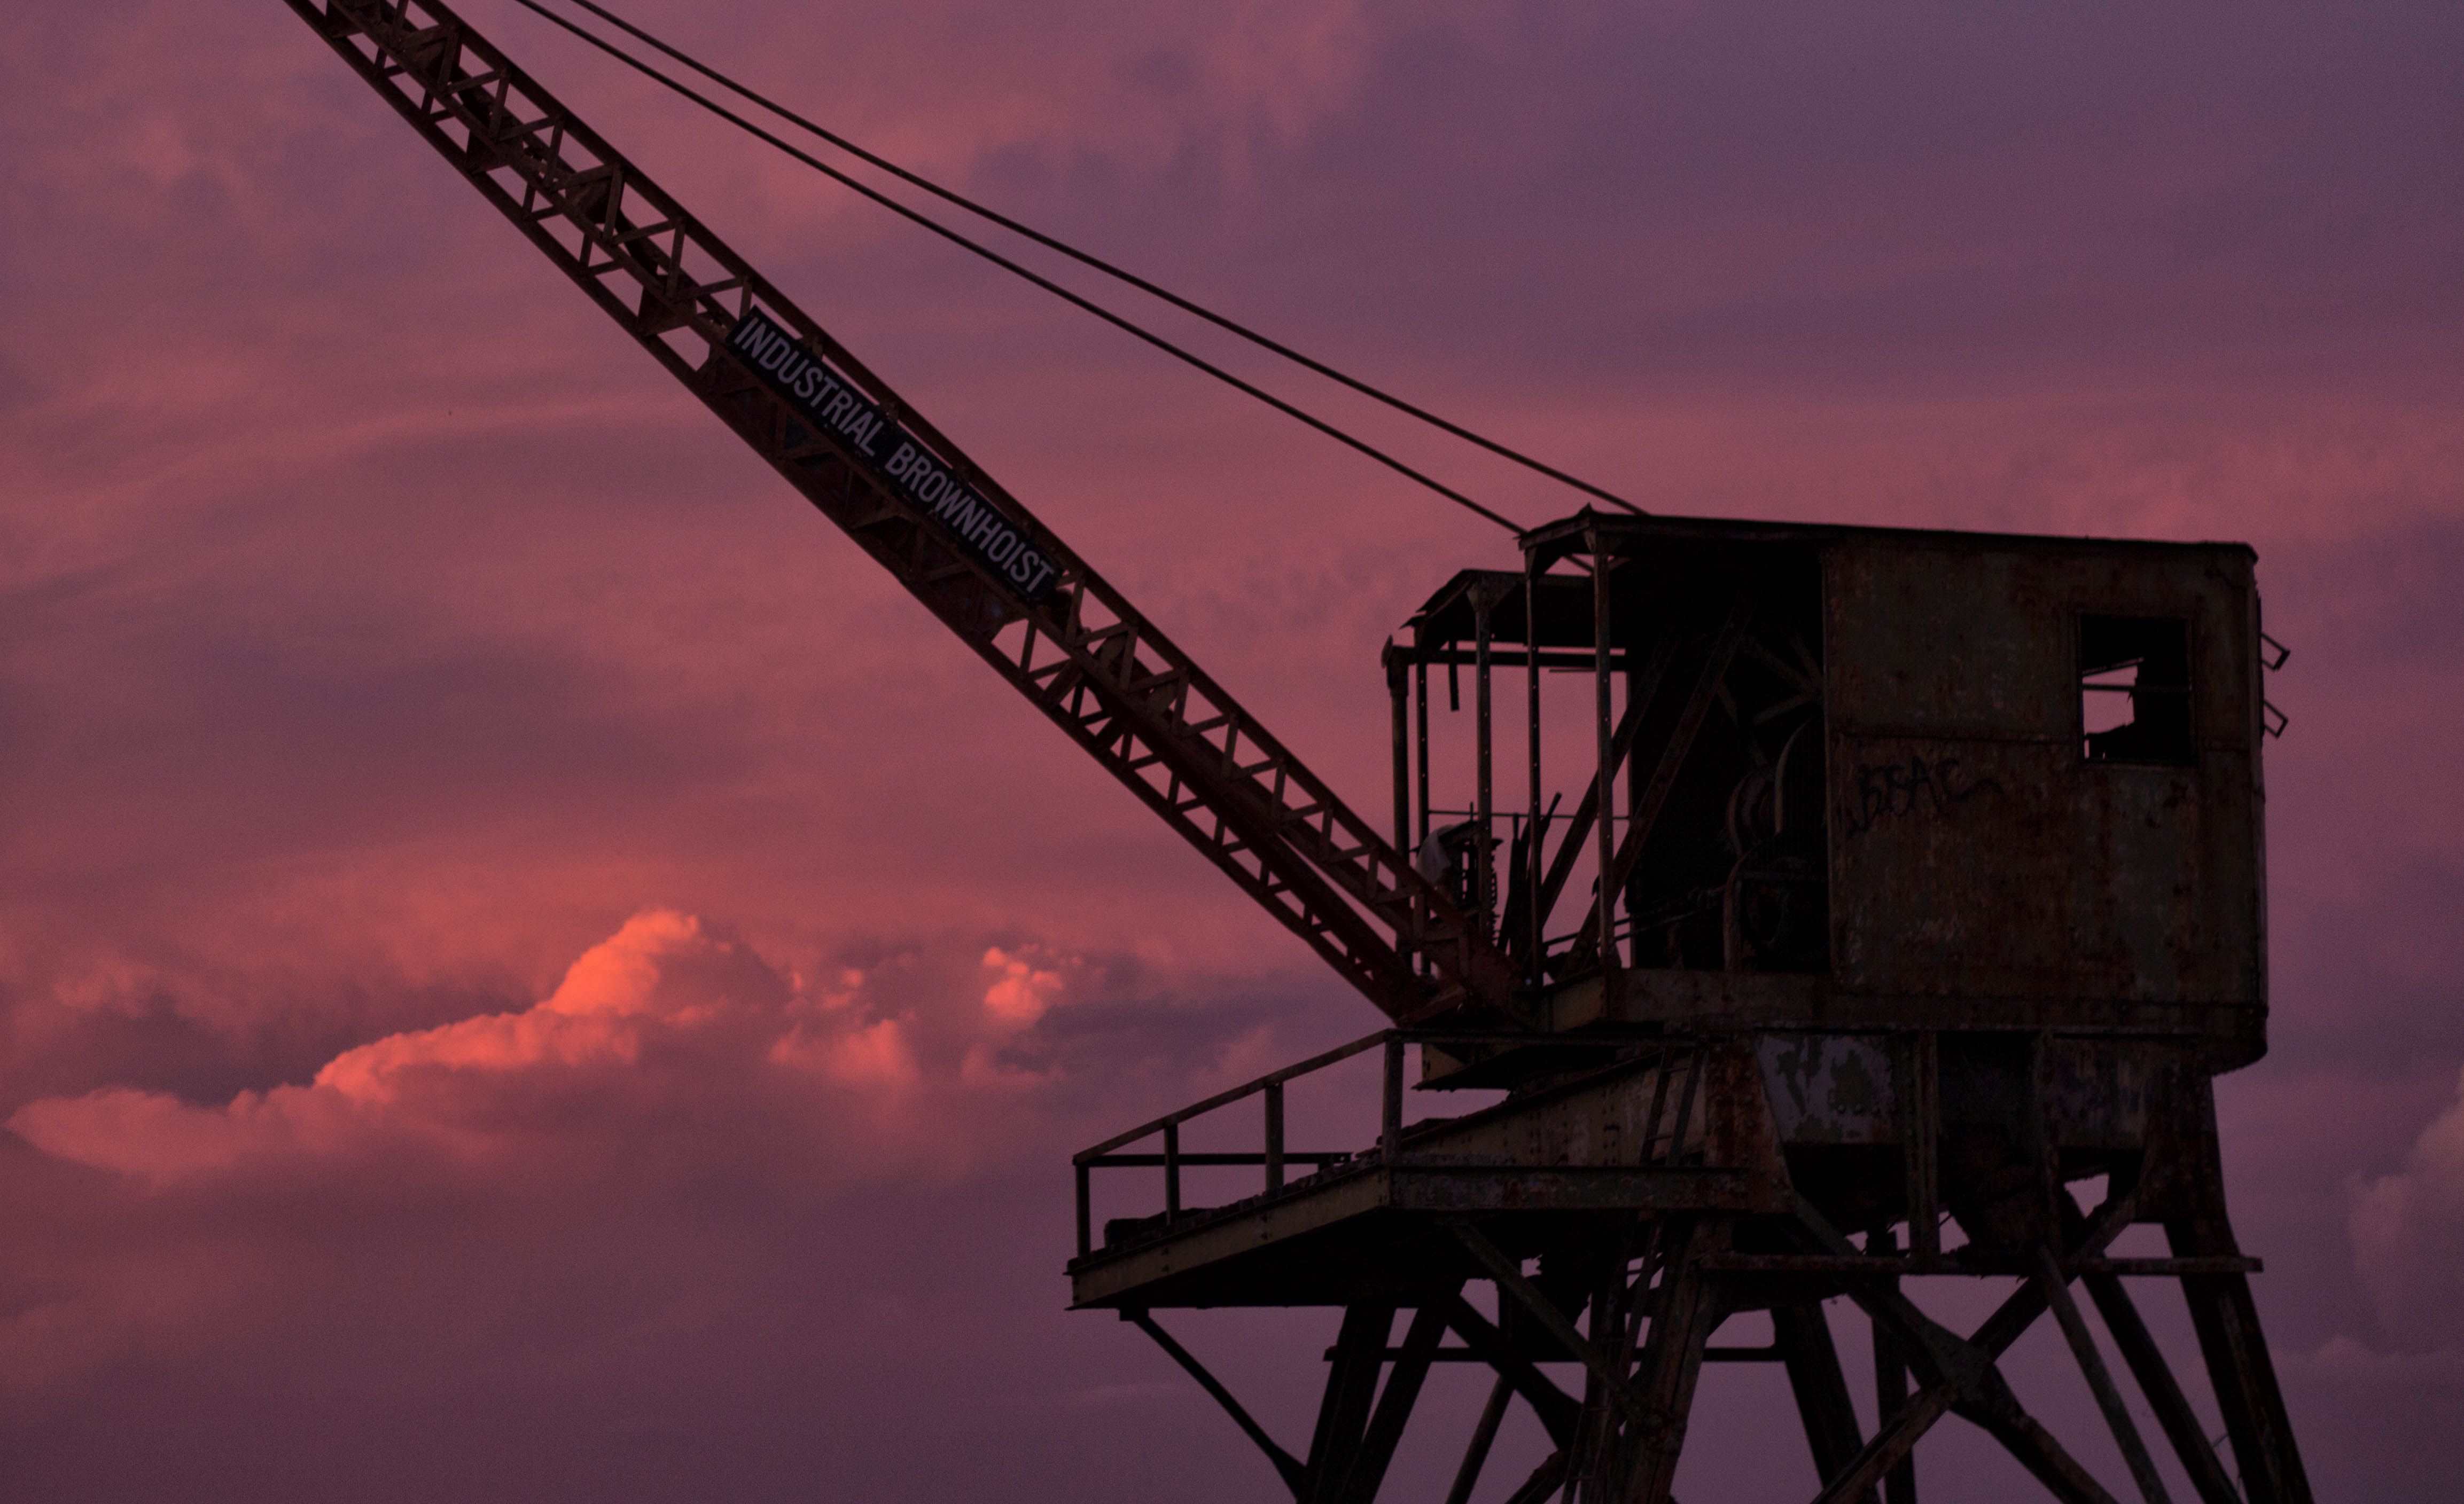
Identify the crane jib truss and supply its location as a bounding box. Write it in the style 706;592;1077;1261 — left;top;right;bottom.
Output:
281;0;1521;1024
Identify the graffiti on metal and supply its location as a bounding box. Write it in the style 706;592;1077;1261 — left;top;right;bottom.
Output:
1841;755;2002;837
1757;1034;1896;1144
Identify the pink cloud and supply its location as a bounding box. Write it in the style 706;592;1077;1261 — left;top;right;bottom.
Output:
980;944;1066;1025
6;911;1021;1185
0;901;1370;1501
2352;1067;2464;1347
769;1015;919;1087
7;1087;270;1186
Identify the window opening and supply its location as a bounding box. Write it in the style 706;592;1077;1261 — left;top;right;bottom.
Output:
2078;616;2193;763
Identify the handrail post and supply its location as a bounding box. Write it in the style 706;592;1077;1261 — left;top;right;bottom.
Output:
1525;545;1545;982
1474;582;1496;931
1265;1082;1285;1195
1075;1161;1092;1258
1383;1035;1406;1162
1590;522;1619;981
1164;1121;1182;1221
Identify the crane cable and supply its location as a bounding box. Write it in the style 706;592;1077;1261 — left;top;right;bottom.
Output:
503;0;1638;533
542;0;1648;523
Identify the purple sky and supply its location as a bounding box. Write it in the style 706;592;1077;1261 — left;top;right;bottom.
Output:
4;1;2461;1498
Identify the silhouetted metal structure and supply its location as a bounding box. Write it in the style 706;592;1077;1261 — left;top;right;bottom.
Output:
282;5;2309;1499
1072;517;2306;1504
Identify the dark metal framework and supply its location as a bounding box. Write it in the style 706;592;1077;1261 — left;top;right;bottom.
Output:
278;0;1518;1026
280;4;2312;1497
1074;1031;2303;1503
1385;516;2274;1058
1070;520;2309;1503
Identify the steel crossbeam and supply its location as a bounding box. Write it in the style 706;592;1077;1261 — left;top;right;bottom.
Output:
284;0;1519;1023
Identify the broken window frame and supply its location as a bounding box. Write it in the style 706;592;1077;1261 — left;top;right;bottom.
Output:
2076;613;2197;766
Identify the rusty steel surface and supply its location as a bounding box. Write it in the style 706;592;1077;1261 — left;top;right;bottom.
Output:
1387;514;2272;1076
1823;538;2264;1044
1077;513;2306;1502
1071;1031;2234;1308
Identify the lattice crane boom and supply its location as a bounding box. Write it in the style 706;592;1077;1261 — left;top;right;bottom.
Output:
280;0;1520;1023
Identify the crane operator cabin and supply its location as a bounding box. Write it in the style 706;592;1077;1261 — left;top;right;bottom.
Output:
1390;513;2270;1068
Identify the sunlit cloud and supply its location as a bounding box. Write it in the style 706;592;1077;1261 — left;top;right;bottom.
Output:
979;944;1066;1026
12;911;893;1182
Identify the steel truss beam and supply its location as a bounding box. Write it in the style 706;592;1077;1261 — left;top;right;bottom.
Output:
1135;1290;1568;1504
1080;1032;2307;1504
1135;1204;2302;1504
279;0;1519;1025
1774;1302;1872;1503
1127;1311;1305;1494
2081;1274;2242;1504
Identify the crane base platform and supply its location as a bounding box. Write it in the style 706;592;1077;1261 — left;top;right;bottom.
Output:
1068;1029;2312;1504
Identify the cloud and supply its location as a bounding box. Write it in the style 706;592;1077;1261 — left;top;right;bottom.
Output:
6;910;1334;1193
769;1015;919;1087
980;944;1067;1025
0;908;1359;1503
8;911;957;1186
2352;1066;2464;1347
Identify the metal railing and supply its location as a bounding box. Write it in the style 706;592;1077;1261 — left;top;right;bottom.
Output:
1071;1028;1607;1259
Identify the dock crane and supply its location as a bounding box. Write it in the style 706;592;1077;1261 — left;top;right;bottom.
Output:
280;5;2314;1502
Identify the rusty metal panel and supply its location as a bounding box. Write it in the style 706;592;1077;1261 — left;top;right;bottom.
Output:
2042;1038;2160;1152
1828;738;2258;1002
1399;1055;1713;1167
1389;1166;1763;1212
1758;1033;1897;1145
1068;1165;1395;1306
1824;545;2077;738
1823;539;2260;741
1821;540;2265;1054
